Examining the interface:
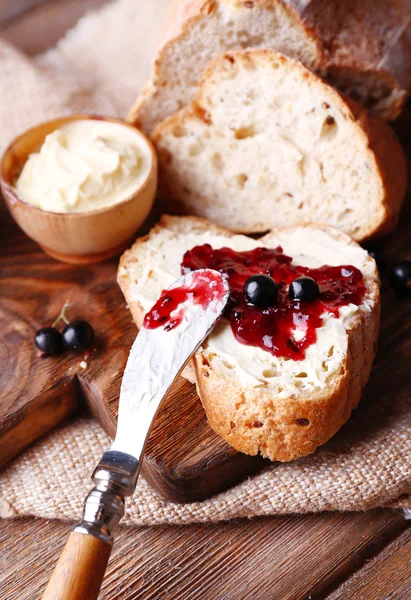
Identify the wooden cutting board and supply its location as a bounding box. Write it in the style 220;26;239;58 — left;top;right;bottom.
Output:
0;213;267;502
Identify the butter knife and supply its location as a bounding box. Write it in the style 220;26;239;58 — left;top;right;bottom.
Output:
41;268;229;600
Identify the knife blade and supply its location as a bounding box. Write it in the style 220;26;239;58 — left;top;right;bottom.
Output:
41;268;229;600
111;268;229;460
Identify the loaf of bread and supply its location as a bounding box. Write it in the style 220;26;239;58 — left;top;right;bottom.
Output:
151;49;407;241
118;215;380;462
128;0;411;132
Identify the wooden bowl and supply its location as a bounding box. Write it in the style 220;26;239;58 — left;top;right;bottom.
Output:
0;115;157;264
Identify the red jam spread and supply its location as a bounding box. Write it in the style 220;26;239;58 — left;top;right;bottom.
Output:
144;270;226;332
181;244;366;360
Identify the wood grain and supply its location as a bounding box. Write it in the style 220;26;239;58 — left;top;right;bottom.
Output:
41;532;112;600
83;374;268;502
0;220;134;468
329;528;411;600
0;512;408;600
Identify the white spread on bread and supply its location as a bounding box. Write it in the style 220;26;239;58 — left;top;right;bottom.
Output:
122;226;374;395
14;120;152;213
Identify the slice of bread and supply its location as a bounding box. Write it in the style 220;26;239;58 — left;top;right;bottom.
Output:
152;49;407;242
127;0;411;132
118;215;380;462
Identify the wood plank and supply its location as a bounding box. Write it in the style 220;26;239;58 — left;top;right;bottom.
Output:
328;527;411;600
0;512;407;600
0;0;109;55
0;218;136;468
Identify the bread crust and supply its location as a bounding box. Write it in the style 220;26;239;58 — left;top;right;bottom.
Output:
127;0;411;131
118;215;380;462
152;49;407;241
340;96;407;238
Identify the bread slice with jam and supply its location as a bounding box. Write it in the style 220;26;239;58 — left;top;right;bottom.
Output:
118;215;380;462
152;48;407;242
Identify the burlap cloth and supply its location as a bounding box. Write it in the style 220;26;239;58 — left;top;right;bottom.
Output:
1;0;411;526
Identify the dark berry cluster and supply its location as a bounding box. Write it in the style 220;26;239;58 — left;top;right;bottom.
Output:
34;302;95;356
243;274;319;307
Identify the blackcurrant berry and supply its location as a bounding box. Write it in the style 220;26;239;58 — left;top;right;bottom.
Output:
289;276;319;301
34;327;63;355
62;320;95;352
389;261;411;296
244;275;278;307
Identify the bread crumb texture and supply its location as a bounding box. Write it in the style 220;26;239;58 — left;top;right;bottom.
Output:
128;0;411;134
153;49;406;241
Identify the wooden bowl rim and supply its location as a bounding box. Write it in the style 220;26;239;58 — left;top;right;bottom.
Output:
0;114;157;219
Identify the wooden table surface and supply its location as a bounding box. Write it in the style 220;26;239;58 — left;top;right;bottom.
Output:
1;3;411;599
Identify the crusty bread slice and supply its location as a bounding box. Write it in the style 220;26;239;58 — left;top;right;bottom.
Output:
152;49;407;242
118;215;380;462
127;0;411;132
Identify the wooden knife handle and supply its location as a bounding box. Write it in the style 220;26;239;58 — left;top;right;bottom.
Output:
41;450;140;599
41;532;112;600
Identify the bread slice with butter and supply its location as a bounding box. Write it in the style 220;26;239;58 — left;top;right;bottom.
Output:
118;215;380;462
152;48;407;242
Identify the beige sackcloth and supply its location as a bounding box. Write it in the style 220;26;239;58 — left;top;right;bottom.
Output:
1;0;411;525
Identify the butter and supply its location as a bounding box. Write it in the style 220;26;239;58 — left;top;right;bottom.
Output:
14;120;151;213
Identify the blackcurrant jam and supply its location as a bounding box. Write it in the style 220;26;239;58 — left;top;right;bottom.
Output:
181;244;366;360
143;270;226;332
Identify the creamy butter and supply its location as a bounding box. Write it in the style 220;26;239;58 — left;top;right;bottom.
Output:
120;226;374;394
14;120;152;213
